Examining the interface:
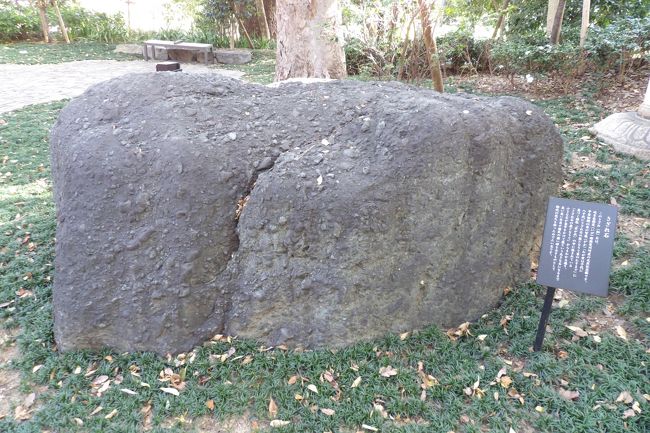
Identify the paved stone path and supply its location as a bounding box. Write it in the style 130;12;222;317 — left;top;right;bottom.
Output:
0;60;244;114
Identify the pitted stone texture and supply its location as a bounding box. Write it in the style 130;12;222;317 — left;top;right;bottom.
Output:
50;73;562;354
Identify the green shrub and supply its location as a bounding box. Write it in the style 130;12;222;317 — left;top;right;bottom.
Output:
61;6;129;43
0;2;40;41
585;16;650;73
0;2;129;43
491;37;581;76
438;29;490;75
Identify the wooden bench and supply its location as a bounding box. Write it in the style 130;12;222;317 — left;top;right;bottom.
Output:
143;39;214;65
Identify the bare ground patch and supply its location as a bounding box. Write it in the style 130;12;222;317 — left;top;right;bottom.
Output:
0;324;22;420
617;214;649;250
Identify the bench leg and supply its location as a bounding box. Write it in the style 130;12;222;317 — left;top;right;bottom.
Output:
143;44;148;61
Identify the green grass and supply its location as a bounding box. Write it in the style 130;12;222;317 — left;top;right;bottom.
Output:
0;72;649;432
216;49;276;84
0;42;140;64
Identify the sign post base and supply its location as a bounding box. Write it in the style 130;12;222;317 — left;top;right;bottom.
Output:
533;286;556;352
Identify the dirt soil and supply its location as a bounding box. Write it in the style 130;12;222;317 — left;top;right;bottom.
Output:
0;324;22;420
452;65;650;116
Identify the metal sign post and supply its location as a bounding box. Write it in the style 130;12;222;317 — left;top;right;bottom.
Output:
533;197;618;351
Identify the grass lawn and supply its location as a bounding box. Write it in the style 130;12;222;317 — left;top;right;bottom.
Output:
0;42;140;64
0;50;648;433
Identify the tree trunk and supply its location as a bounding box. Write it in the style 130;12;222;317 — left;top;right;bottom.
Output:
229;19;236;49
51;0;70;44
255;0;271;39
546;0;559;37
491;0;510;40
37;2;50;43
275;0;347;81
579;0;590;48
549;0;566;44
417;0;444;92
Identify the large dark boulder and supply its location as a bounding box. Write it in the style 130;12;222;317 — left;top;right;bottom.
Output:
50;73;562;354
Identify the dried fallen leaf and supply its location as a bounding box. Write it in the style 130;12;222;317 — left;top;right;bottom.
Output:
307;384;318;394
92;375;109;386
104;409;118;420
500;376;512;388
269;398;278;418
615;326;628;340
270;419;290;427
287;375;298;385
566;325;588;338
73;417;84;426
90;406;103;416
351;376;362;388
622;408;636;419
535;406;545;413
120;388;137;396
23;393;35;409
616;391;634;404
14;405;32;421
593;335;602;343
558;388;580;401
399;332;410;340
362;424;378;432
477;334;487;341
32;365;43;373
320;408;335;416
379;366;397;377
160;387;180;396
206;399;215;411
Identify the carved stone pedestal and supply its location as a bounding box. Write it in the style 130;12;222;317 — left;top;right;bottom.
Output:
591;78;650;161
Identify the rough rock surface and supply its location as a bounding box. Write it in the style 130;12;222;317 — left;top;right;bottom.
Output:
214;49;252;64
50;73;562;354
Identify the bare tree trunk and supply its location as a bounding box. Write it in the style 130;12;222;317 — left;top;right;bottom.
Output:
229;19;236;49
255;0;271;39
417;0;444;92
579;0;590;48
549;0;566;44
275;0;347;81
546;0;559;37
491;0;510;40
51;0;70;44
36;1;50;43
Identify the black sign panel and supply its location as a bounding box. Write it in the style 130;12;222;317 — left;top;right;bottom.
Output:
537;197;618;297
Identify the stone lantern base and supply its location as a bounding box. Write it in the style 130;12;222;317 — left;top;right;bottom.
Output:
591;112;650;160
